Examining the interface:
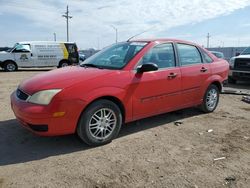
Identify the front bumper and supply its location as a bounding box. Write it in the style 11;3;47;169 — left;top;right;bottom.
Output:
229;70;250;80
10;91;86;136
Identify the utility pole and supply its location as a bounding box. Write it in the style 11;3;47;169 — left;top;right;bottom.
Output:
62;5;72;42
207;33;211;48
110;25;118;43
53;33;56;41
237;38;240;47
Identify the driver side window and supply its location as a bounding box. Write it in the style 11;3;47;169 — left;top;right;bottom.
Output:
138;43;176;69
13;44;31;53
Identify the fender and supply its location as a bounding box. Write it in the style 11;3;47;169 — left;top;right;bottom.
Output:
80;87;133;123
0;51;15;63
201;74;223;99
1;60;17;68
3;59;16;64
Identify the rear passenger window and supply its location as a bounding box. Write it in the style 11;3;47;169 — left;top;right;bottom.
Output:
138;43;175;69
201;50;213;63
177;44;202;66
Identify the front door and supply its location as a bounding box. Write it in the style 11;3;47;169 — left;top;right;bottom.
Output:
13;44;33;67
131;43;182;120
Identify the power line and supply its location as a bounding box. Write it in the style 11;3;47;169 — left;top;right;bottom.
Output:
53;33;57;41
62;5;72;42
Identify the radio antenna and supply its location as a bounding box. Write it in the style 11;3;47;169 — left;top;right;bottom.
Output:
127;26;154;42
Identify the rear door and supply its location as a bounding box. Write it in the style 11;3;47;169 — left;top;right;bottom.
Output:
132;43;182;120
176;43;211;106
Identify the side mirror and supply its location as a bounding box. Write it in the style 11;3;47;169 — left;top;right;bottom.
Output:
137;63;158;73
235;52;240;56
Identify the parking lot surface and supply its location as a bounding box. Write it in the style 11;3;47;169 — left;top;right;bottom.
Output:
0;69;250;188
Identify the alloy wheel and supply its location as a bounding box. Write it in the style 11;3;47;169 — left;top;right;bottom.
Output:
88;108;117;140
7;63;16;71
206;88;218;111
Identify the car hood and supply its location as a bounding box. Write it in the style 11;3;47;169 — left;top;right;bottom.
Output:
20;66;114;94
0;51;12;61
237;55;250;58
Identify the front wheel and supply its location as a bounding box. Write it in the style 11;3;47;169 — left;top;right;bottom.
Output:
200;84;219;113
4;61;18;72
77;99;122;146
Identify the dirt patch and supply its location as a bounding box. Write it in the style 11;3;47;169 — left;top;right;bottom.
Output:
240;107;250;111
0;178;5;188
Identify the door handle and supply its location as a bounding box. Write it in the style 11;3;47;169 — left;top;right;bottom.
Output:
30;53;33;57
200;67;208;72
168;72;177;79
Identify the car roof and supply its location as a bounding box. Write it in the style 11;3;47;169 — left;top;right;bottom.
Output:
131;38;198;46
131;38;217;58
18;41;76;44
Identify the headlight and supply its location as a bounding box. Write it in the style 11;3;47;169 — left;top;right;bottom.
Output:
27;89;62;105
229;58;235;67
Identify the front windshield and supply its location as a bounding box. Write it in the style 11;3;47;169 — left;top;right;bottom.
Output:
80;42;148;69
9;43;31;53
8;43;18;52
241;47;250;55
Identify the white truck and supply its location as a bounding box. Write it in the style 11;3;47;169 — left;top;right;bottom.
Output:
229;47;250;83
0;41;79;71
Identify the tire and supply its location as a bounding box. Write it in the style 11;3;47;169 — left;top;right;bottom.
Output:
58;60;69;68
77;99;122;146
200;84;219;113
4;61;18;72
228;77;237;84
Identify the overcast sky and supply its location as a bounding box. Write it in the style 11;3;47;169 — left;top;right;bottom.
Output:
0;0;250;49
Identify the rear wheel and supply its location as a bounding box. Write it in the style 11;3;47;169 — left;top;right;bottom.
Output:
200;84;219;113
4;61;18;72
58;60;69;68
77;99;122;146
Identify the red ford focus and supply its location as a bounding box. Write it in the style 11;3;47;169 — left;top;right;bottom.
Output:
11;39;229;146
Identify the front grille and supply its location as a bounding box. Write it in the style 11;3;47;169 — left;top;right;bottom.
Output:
16;89;29;101
234;58;250;71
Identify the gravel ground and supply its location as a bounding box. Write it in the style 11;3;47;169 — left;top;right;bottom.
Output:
0;69;250;188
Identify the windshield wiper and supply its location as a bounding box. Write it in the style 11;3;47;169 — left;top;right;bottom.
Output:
80;63;103;69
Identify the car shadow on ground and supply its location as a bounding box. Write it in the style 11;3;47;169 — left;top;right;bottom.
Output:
0;108;202;166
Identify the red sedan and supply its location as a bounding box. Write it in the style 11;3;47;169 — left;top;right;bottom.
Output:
11;39;229;146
